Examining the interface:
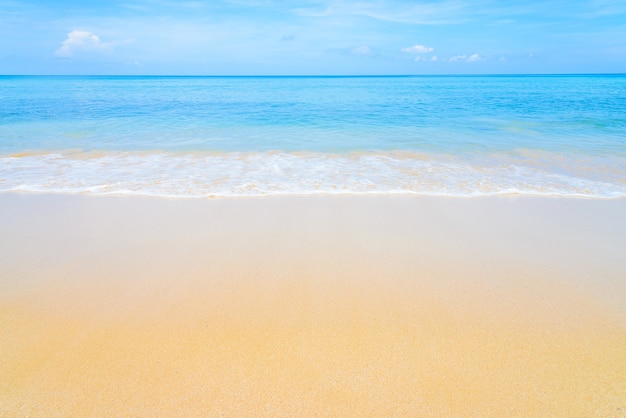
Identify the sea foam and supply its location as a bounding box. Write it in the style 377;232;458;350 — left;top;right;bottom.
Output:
1;150;624;198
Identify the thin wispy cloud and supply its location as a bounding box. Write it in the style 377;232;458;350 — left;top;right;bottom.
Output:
326;45;376;57
351;45;373;56
449;53;483;62
583;0;626;17
292;1;471;25
401;44;435;54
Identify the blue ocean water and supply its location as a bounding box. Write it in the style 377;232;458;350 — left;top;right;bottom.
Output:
1;75;625;197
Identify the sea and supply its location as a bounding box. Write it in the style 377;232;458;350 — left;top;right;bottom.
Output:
1;75;625;198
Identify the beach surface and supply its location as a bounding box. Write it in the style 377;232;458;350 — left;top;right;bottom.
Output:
1;193;625;416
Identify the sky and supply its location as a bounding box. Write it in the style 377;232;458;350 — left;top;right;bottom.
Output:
0;0;625;75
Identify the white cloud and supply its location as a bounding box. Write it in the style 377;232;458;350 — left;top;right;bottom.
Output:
401;44;434;53
449;53;482;62
414;56;422;62
431;56;439;61
449;54;467;62
292;1;471;25
55;30;113;57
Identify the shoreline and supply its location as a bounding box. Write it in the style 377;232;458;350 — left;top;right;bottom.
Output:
3;190;626;200
3;147;625;200
1;193;625;415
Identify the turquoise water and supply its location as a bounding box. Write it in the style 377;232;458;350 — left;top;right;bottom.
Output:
1;75;625;197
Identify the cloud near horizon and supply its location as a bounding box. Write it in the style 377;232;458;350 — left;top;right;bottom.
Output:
449;53;482;62
401;44;434;54
55;30;113;58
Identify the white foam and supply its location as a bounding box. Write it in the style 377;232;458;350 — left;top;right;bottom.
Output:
1;150;624;198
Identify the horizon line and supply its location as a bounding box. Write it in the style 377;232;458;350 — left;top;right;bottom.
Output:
2;73;626;78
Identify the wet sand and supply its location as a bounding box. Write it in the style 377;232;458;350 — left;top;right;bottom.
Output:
1;194;625;416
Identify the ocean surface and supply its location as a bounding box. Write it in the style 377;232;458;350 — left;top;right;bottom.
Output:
1;75;625;198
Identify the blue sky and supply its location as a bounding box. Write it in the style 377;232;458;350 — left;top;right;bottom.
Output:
1;0;625;75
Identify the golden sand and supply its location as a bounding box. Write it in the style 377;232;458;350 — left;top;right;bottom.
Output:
1;194;625;416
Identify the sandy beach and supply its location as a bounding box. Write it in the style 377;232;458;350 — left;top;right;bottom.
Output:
1;193;625;416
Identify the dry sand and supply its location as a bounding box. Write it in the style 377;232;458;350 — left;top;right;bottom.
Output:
1;193;625;416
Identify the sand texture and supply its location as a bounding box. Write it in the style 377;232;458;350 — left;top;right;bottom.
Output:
1;194;626;416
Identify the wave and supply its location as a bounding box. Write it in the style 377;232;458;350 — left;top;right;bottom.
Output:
1;150;624;198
